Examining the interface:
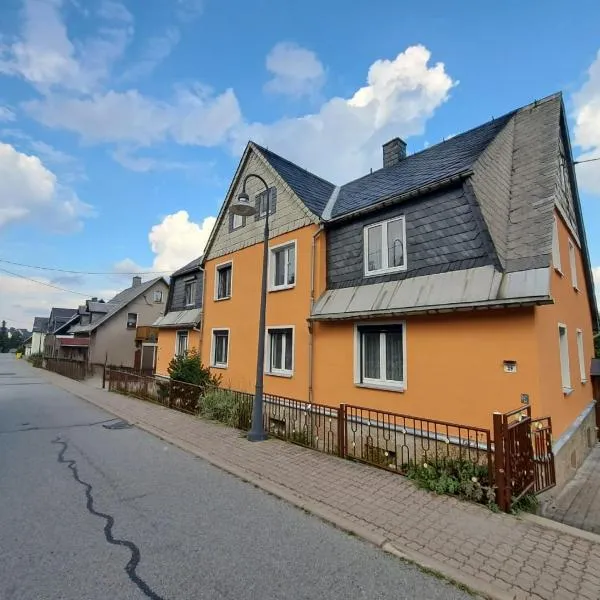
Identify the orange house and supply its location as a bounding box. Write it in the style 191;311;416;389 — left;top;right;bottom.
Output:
201;93;597;488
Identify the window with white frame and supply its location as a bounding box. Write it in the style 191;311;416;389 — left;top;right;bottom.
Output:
184;279;197;306
232;212;244;230
364;216;407;275
568;239;578;289
212;329;229;367
215;263;232;299
269;242;296;290
126;312;138;329
256;187;277;218
552;216;562;272
176;330;189;356
266;327;293;375
356;324;405;389
576;329;586;383
558;324;572;392
153;290;163;303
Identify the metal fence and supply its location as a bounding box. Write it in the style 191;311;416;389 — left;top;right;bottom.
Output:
44;357;87;381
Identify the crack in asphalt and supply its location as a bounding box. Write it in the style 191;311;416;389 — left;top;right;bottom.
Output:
0;418;121;435
52;436;166;600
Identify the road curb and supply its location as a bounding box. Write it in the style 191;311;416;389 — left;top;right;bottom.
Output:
38;369;518;600
519;512;600;544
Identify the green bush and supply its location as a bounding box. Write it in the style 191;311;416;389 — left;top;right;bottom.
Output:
406;459;497;508
200;389;251;429
27;353;43;368
167;348;221;388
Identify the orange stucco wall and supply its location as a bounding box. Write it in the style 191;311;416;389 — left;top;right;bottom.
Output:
312;310;541;432
533;211;595;438
202;224;319;398
156;328;201;377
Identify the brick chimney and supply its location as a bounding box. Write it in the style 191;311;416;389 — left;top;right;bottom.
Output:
382;137;407;168
132;276;142;287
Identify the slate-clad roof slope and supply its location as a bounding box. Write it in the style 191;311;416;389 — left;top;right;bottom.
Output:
171;255;203;278
254;144;336;217
331;112;515;219
51;308;78;320
87;302;112;313
32;317;49;333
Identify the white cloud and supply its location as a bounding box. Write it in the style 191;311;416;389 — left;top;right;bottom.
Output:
121;27;181;81
0;141;93;231
265;42;325;98
0;0;132;93
97;0;133;22
235;44;455;183
0;106;15;121
176;0;204;22
573;50;600;196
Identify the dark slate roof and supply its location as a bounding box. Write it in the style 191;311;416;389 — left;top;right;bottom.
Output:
331;112;515;218
171;255;203;278
51;307;78;319
32;317;49;333
255;144;336;217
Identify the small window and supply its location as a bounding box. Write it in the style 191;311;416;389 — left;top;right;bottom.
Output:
266;327;293;376
153;290;163;303
568;239;578;290
576;329;586;383
558;324;572;393
215;263;232;300
232;212;244;230
212;329;229;368
176;331;189;356
356;324;405;389
184;280;197;306
126;313;138;329
364;216;406;275
255;187;277;219
269;242;296;290
552;216;562;272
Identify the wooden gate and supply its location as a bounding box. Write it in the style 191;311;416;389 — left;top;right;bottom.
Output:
493;406;555;512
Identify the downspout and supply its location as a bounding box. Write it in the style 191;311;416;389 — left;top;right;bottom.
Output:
308;224;325;403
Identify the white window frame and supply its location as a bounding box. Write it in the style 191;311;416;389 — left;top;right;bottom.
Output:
353;321;406;391
558;323;572;394
552;216;562;274
264;326;295;377
576;329;587;383
268;240;297;292
184;279;197;306
175;330;189;356
214;261;233;300
126;312;138;329
363;216;407;277
211;328;229;368
568;239;578;290
153;290;163;303
232;212;244;230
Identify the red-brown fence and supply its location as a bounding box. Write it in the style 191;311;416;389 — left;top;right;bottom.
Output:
44;357;87;381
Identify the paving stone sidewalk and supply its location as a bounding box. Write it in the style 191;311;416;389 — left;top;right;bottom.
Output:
37;367;600;600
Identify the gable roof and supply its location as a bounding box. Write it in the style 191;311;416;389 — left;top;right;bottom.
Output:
50;307;78;320
171;255;203;278
69;277;166;334
32;317;49;333
254;144;336;216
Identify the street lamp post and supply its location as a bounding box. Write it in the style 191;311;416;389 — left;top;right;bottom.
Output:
229;173;270;441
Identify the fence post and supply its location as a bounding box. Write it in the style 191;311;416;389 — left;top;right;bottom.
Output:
493;412;510;512
338;403;347;458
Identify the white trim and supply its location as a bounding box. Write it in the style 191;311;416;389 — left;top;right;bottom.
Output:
210;327;230;368
175;329;189;357
214;260;233;301
321;185;341;221
363;216;407;277
353;321;406;392
153;290;163;303
268;240;297;292
183;279;198;307
265;325;295;377
568;238;579;291
558;322;572;393
552;215;562;272
576;328;587;383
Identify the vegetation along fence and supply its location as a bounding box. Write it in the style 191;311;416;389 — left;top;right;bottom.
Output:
44;357;87;381
108;369;555;512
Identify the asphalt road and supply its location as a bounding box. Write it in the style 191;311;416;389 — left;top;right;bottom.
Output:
0;355;470;600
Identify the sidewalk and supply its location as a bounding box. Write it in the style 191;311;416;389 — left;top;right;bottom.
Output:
38;367;600;600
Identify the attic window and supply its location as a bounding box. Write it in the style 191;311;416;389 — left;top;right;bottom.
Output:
364;216;407;276
127;313;138;329
255;187;277;219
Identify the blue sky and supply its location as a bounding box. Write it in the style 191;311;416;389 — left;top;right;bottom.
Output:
1;0;600;327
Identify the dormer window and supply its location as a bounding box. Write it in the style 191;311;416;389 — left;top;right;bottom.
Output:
364;216;407;276
184;280;197;306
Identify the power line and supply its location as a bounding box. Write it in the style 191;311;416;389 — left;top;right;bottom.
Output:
0;257;171;275
0;266;96;298
574;157;600;165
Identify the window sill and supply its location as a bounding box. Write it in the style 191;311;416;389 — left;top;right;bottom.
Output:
573;286;580;293
364;266;407;278
581;379;588;384
554;267;563;277
355;382;405;393
269;284;296;293
211;363;228;369
214;296;231;302
562;386;574;396
265;370;293;378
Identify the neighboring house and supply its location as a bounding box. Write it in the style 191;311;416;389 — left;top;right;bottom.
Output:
27;317;48;355
68;276;168;370
201;92;597;488
43;309;78;357
153;256;203;377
